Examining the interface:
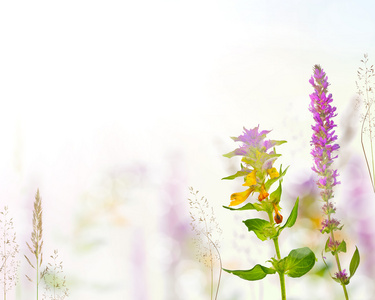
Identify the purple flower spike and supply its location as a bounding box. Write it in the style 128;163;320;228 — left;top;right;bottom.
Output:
309;65;340;203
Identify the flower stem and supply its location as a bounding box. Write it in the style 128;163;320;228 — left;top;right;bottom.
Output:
329;229;349;300
273;237;286;300
269;212;286;300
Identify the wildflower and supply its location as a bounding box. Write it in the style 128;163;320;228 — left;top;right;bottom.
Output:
258;184;269;201
230;188;254;207
309;65;340;203
327;237;341;252
309;65;342;235
243;169;257;186
267;167;279;179
224;125;286;207
334;269;349;285
320;218;341;234
309;65;356;297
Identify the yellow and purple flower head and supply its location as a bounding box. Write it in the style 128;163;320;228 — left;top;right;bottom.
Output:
223;125;286;223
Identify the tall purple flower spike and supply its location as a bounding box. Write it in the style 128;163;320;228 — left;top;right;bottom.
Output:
309;65;356;300
309;65;341;204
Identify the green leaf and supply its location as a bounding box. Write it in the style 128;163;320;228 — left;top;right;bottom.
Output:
222;170;249;180
223;203;263;211
223;264;276;281
337;241;347;254
269;181;282;203
223;150;237;158
349;246;360;278
279;197;299;232
265;165;289;191
243;218;276;241
284;247;316;278
324;238;330;253
270;140;287;147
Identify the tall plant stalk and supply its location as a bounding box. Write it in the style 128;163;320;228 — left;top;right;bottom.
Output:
310;65;360;298
188;188;222;300
25;189;46;300
356;53;375;192
0;206;20;299
268;211;286;300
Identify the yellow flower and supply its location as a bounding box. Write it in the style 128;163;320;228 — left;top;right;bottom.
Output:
243;169;257;186
267;167;279;179
258;184;269;201
229;188;254;206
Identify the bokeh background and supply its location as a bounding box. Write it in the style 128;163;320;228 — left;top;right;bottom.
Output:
1;0;375;299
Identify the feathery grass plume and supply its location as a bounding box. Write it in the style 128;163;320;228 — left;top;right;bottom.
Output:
310;65;360;300
355;53;375;192
0;206;20;299
42;249;69;300
188;187;222;300
25;189;46;300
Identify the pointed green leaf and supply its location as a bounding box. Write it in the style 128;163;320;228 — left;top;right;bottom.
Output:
222;170;249;180
270;140;287;146
324;238;330;253
243;218;276;241
223;264;276;281
280;197;299;231
223;150;237;158
337;240;347;254
269;181;282;203
265;166;289;191
349;246;360;278
223;203;263;211
284;247;316;278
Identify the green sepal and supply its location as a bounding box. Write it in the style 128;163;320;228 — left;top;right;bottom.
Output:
223;150;238;158
243;218;276;241
278;197;299;235
265;165;289;191
222;170;249;180
223;202;263;211
349;246;360;279
270;140;287;147
223;264;276;281
283;247;316;278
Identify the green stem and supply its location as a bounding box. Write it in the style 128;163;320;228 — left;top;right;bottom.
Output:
273;238;286;300
273;237;281;260
334;252;349;300
268;212;286;300
329;230;349;300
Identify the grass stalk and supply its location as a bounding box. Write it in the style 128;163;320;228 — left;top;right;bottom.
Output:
25;189;44;300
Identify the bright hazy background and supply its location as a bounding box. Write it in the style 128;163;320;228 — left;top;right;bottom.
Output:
1;0;375;299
